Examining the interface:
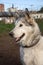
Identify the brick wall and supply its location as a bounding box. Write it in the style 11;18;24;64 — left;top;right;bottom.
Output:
0;4;4;12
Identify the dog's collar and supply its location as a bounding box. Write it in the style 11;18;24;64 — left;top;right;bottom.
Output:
20;35;40;48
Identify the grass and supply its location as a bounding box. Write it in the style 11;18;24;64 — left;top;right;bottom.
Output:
36;19;43;34
0;21;15;34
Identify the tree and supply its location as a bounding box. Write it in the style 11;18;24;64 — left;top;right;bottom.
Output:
37;7;43;13
40;7;43;12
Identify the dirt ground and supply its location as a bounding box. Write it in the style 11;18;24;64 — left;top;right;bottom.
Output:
0;33;22;65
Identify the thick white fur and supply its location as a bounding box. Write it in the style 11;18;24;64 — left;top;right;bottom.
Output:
10;16;43;65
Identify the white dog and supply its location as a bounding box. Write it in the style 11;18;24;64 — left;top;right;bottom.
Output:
9;10;43;65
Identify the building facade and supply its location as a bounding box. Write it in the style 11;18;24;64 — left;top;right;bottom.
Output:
31;13;43;19
0;4;4;12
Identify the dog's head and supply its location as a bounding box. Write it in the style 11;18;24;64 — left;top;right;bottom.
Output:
9;10;41;46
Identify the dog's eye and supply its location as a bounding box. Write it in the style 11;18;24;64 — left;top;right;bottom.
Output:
19;24;23;27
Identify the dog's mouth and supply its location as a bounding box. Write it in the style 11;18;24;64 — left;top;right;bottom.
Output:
15;33;25;42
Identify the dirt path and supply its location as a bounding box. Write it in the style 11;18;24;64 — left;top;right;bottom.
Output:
0;33;22;65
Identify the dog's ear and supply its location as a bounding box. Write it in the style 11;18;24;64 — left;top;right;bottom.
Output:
25;8;31;19
24;8;35;26
24;9;33;25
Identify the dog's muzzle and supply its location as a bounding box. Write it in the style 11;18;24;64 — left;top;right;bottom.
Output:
15;33;25;42
9;32;25;43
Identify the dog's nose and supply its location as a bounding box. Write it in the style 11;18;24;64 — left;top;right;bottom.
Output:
9;32;13;37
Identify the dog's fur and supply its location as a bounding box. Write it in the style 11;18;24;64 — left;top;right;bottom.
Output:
9;11;43;65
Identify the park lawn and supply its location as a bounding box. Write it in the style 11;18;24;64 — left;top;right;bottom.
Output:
36;19;43;34
0;21;15;34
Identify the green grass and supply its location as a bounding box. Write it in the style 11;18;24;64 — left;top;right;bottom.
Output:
36;19;43;33
0;21;15;34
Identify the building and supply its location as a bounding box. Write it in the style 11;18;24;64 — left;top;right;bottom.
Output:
31;13;43;19
4;17;15;24
0;4;4;12
0;4;4;21
4;4;18;24
8;7;18;12
8;4;18;12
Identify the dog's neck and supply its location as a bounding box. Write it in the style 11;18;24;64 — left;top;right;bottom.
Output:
20;34;41;48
